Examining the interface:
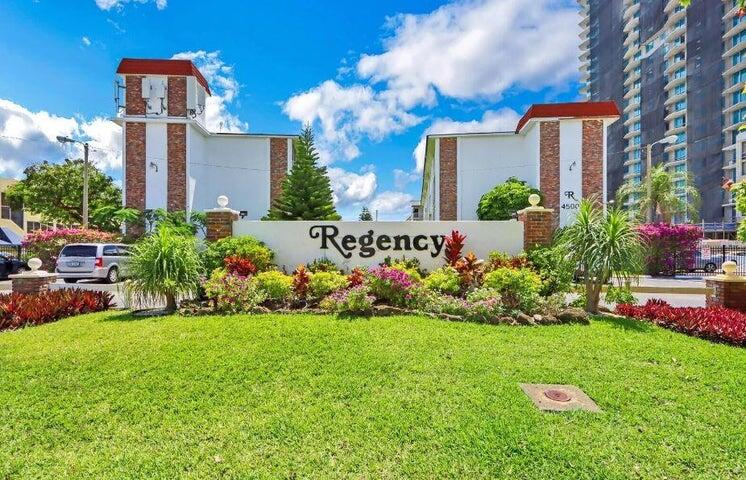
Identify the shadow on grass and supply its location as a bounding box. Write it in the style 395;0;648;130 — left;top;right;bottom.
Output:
593;314;655;333
98;310;177;322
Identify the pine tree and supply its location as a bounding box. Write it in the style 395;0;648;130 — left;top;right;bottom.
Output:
359;207;373;221
264;125;341;221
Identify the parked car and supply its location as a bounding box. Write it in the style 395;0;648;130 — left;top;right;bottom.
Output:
694;251;746;273
0;253;29;280
55;243;131;283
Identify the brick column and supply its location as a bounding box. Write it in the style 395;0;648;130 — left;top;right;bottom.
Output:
206;209;239;242
539;121;560;210
167;76;187;117
439;137;457;221
582;119;604;202
125;75;146;115
705;262;746;312
167;123;187;211
517;196;556;250
270;138;288;204
9;259;56;295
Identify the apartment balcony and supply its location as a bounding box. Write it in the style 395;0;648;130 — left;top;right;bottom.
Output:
664;90;687;106
623;15;640;34
623;26;640;47
722;60;746;78
664;107;686;123
666;40;686;58
623;70;640;87
723;99;746;115
663;0;681;14
623;1;640;20
665;124;687;137
623;52;642;70
623;114;640;127
623;128;642;141
723;41;746;59
666;8;686;25
724;20;746;40
579;49;590;62
664;74;687;92
664;57;687;76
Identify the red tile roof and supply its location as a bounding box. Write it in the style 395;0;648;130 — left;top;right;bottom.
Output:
515;101;620;133
116;58;211;95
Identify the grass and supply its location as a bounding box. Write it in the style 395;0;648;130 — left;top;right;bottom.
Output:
1;313;745;479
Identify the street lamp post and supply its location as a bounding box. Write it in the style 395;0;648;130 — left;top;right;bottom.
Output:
56;136;90;228
644;134;679;223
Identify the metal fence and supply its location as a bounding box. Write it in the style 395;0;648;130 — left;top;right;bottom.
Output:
0;245;26;260
673;244;746;276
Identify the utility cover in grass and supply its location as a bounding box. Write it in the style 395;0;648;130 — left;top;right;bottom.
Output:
520;384;601;413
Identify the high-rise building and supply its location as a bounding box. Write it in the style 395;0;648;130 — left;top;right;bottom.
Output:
579;0;746;232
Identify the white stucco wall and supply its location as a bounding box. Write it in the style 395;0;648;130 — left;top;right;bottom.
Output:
145;122;167;210
189;133;271;218
558;120;583;226
456;133;537;220
233;220;524;272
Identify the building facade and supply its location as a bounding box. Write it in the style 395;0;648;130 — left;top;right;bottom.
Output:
419;102;620;226
115;59;295;229
579;0;746;230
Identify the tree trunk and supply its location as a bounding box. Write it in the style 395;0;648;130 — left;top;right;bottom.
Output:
585;282;600;314
165;293;177;313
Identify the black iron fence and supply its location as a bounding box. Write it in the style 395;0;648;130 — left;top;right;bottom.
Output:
0;245;26;260
673;244;746;276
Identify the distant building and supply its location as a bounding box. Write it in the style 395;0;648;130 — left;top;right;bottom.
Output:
578;0;745;231
0;178;50;244
418;102;620;226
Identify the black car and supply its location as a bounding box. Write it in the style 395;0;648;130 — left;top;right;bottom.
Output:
0;253;29;280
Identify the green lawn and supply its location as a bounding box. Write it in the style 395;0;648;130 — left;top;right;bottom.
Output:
1;313;745;479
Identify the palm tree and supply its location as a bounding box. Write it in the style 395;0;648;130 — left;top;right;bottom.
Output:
559;200;643;313
616;165;701;223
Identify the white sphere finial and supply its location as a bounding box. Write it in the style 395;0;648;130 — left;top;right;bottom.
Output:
528;194;541;208
217;195;229;208
722;261;737;277
28;258;42;272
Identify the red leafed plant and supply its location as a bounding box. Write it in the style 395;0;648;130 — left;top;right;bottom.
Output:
443;230;466;266
292;264;311;298
0;290;114;331
454;251;484;288
617;299;746;346
224;256;257;277
347;267;366;288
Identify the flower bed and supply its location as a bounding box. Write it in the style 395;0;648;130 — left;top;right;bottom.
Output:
182;232;587;326
617;299;746;346
0;289;114;331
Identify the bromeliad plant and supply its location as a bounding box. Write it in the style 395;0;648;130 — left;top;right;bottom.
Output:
126;228;202;313
559;199;643;314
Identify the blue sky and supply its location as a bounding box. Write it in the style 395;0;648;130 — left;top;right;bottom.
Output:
0;0;582;219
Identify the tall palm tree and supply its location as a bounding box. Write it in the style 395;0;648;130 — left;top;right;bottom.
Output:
560;200;643;314
616;165;701;223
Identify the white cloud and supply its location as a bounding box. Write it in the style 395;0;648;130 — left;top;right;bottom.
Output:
370;191;415;216
95;0;166;11
393;168;420;190
283;80;422;162
171;50;247;133
283;0;579;166
81;36;91;47
0;99;122;178
327;166;377;207
412;107;521;172
358;0;580;107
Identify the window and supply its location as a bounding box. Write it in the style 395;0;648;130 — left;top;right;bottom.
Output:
674;83;686;95
60;245;97;258
674;100;687;111
674;148;687;161
673;116;686;128
673;67;686;80
633;135;641;146
632;149;641;160
103;245;118;256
